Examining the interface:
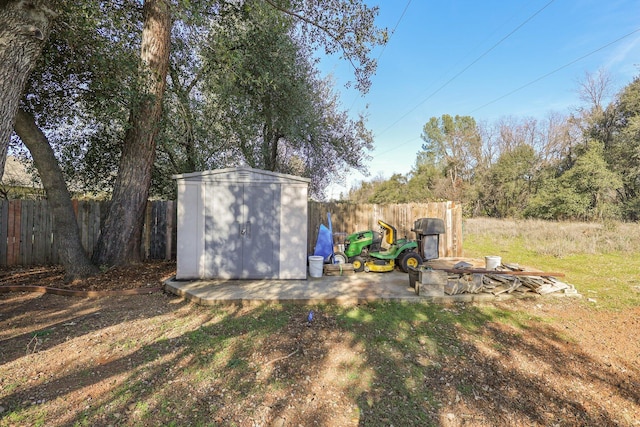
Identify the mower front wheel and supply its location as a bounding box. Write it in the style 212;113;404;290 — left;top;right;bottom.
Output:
400;252;423;272
351;256;365;272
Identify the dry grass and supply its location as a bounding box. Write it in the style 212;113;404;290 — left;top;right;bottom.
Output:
463;217;640;309
464;217;640;258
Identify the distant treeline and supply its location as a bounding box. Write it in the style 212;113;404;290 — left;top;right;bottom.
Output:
346;72;640;222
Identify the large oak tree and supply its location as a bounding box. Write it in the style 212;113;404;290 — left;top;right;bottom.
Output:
0;0;57;178
92;0;172;266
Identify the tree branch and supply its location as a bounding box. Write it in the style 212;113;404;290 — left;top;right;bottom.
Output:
261;0;360;74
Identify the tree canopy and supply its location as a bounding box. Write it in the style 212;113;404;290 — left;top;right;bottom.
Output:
154;1;374;198
2;0;387;277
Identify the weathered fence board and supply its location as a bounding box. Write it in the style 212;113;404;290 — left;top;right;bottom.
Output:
165;201;176;260
7;200;21;265
0;200;177;266
148;201;168;260
0;201;8;263
72;200;103;254
20;200;34;265
32;201;45;263
0;200;462;266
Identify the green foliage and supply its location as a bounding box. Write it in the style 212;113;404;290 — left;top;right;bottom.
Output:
526;141;622;220
598;76;640;219
420;114;482;185
12;0;385;201
398;114;483;203
345;167;437;204
406;162;438;202
20;2;142;195
560;141;621;218
346;176;385;203
347;74;640;221
367;173;410;203
265;0;387;94
480;144;537;218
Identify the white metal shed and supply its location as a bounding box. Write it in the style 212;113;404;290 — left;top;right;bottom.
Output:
173;167;310;280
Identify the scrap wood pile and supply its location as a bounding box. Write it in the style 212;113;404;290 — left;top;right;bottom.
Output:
441;262;577;296
323;263;355;276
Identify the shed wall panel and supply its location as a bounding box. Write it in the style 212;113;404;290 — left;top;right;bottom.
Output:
176;181;201;279
278;184;308;279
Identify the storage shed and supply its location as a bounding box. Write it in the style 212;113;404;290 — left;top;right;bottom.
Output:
173;167;310;280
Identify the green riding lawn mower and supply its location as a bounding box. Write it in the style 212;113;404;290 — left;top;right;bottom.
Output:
333;219;423;273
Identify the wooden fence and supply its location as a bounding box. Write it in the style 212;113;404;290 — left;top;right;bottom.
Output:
308;201;463;258
0;200;462;266
0;200;176;266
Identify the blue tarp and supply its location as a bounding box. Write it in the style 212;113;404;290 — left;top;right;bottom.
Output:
313;213;334;263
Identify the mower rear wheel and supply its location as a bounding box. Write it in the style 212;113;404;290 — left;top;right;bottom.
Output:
400;252;423;272
351;256;365;272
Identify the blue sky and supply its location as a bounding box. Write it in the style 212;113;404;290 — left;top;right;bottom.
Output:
319;0;640;199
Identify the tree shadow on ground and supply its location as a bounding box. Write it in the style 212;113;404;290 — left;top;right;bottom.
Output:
1;293;638;426
349;301;638;426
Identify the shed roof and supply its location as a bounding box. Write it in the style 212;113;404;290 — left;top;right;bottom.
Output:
172;167;311;184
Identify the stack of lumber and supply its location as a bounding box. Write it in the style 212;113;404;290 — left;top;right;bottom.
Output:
323;263;354;276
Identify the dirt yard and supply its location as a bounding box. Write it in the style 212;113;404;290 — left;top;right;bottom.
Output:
1;262;639;426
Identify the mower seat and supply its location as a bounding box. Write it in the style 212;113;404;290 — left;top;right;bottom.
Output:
378;220;397;253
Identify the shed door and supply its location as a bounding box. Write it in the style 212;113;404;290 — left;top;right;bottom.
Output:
207;183;280;279
242;184;280;278
207;184;243;278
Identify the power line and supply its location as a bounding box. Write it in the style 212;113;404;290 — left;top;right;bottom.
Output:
374;0;556;138
372;136;421;158
396;0;537;118
376;0;413;63
347;0;413;110
372;26;640;159
469;27;640;113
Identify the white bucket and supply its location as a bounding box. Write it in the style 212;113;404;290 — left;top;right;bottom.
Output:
308;256;324;278
485;256;501;270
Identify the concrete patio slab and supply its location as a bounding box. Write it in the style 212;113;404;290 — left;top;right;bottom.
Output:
163;258;508;305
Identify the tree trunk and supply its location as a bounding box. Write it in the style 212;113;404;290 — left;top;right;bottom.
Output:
0;1;57;178
13;108;99;281
169;67;197;172
92;0;171;266
262;122;280;171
